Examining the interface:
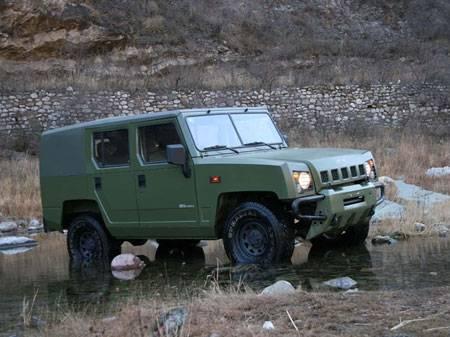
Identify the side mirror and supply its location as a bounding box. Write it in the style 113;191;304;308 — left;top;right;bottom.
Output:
283;134;289;146
166;144;186;166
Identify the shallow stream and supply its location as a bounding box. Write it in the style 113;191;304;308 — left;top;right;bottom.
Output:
1;232;450;336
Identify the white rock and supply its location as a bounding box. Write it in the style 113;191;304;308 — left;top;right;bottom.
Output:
395;180;450;206
371;235;397;245
0;236;37;250
415;222;426;232
323;276;357;290
426;166;450;177
372;200;405;222
111;253;145;271
262;321;275;330
260;280;295;296
0;221;18;233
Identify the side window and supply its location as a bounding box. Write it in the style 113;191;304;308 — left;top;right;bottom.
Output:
139;123;182;163
93;129;129;167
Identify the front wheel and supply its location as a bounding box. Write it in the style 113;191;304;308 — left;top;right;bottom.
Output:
67;215;121;264
222;202;294;265
311;221;370;247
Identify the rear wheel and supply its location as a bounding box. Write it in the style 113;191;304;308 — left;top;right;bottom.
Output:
67;215;121;264
311;221;370;247
222;202;294;265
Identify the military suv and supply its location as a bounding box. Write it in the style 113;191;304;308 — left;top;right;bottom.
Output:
40;107;383;264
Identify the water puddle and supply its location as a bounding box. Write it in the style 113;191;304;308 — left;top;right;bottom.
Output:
1;232;450;335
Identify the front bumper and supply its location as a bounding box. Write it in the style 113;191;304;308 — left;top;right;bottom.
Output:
291;181;384;239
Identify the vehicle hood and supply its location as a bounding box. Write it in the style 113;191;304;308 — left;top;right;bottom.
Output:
196;147;374;188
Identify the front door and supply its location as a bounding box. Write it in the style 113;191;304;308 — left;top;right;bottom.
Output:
135;120;199;237
90;128;140;237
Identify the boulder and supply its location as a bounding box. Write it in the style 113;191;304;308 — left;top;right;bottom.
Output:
28;219;43;230
323;276;357;290
371;235;397;245
260;280;296;296
154;307;188;337
395;180;450;207
0;221;18;233
426;166;450;177
112;268;144;280
111;254;145;271
0;236;37;250
372;200;405;223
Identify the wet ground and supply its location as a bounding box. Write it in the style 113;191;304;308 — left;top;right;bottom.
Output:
1;233;450;336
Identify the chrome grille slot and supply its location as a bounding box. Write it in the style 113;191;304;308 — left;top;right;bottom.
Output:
343;195;365;206
358;164;365;176
341;167;349;179
320;170;329;183
331;169;339;181
350;166;357;177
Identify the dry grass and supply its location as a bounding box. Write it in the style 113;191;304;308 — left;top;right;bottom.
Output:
0;155;41;219
39;286;450;337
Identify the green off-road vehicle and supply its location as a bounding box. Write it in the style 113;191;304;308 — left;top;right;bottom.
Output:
40;107;383;264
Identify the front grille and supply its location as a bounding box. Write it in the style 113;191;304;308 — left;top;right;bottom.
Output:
320;163;367;185
320;171;329;183
331;169;339;181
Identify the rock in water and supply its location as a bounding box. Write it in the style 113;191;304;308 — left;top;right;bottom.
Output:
155;307;188;337
371;235;397;245
0;236;37;250
323;276;357;290
0;222;18;233
28;219;43;231
260;280;296;296
111;254;144;271
262;321;275;330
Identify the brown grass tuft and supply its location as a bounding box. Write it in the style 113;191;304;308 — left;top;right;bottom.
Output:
0;155;41;219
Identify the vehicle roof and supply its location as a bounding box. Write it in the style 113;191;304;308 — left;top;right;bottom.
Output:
42;107;269;136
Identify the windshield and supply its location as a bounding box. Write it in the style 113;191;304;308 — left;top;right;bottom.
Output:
186;113;283;151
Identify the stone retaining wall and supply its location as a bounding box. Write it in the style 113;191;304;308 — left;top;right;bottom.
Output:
0;85;449;144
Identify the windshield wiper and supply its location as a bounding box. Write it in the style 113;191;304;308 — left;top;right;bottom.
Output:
202;145;239;153
243;141;277;149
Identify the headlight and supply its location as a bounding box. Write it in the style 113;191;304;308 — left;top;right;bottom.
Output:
364;159;376;180
292;171;312;193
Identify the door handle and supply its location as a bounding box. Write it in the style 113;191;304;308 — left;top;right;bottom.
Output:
138;174;146;188
94;177;102;190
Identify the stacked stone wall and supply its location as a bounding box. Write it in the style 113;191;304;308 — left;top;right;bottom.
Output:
0;85;449;142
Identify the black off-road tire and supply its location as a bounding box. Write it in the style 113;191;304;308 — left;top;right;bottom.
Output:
311;221;370;248
67;214;121;264
222;202;295;265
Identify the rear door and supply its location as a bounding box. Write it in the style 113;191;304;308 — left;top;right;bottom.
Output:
134;119;199;237
89;127;140;236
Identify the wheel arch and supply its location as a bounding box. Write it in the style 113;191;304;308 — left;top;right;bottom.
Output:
61;199;104;230
214;191;284;238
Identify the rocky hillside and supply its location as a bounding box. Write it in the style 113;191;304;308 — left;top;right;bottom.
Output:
0;0;449;91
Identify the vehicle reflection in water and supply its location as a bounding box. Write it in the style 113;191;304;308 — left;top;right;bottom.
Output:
2;232;450;336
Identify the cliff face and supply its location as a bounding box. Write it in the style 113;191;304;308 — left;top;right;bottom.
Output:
0;0;449;90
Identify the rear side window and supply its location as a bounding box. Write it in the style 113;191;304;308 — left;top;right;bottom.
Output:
93;129;129;167
139;123;181;163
